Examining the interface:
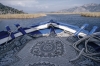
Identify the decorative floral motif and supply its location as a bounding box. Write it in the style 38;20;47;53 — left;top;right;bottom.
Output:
28;62;55;66
31;40;64;57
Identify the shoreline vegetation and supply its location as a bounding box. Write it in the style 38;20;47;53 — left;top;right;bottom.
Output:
0;12;100;19
80;12;100;17
0;13;46;19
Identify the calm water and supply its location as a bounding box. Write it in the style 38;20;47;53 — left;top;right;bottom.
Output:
0;14;100;32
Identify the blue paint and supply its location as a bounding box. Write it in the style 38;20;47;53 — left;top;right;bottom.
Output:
0;31;9;39
29;28;63;35
15;24;26;35
89;26;98;35
30;30;42;35
74;24;89;36
6;26;15;39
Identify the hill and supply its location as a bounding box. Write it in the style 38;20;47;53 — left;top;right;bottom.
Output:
59;3;100;12
0;3;25;14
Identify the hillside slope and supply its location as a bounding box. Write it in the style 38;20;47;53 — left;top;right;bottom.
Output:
0;3;25;14
59;3;100;12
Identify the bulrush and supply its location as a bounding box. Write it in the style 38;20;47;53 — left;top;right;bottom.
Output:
81;12;100;17
0;14;46;19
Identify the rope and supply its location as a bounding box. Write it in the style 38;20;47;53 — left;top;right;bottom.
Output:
70;48;85;62
72;32;100;62
5;31;12;44
57;32;72;46
5;26;24;44
5;26;20;44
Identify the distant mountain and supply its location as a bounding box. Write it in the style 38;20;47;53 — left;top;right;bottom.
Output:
0;3;25;14
59;3;100;12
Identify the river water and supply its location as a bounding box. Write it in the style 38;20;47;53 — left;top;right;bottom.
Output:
0;14;100;32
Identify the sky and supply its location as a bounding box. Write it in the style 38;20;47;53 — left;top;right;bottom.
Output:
0;0;100;13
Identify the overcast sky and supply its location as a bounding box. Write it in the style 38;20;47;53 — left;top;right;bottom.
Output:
0;0;100;13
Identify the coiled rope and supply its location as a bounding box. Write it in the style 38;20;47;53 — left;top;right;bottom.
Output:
71;32;100;62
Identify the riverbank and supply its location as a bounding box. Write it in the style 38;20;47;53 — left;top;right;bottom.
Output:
0;14;46;19
81;12;100;17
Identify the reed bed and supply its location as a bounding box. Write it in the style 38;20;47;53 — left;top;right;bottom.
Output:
0;14;46;19
81;12;100;17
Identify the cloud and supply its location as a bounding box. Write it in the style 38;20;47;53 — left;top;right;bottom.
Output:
72;4;82;7
0;0;39;7
35;5;49;9
10;1;26;7
0;0;50;13
0;0;49;10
